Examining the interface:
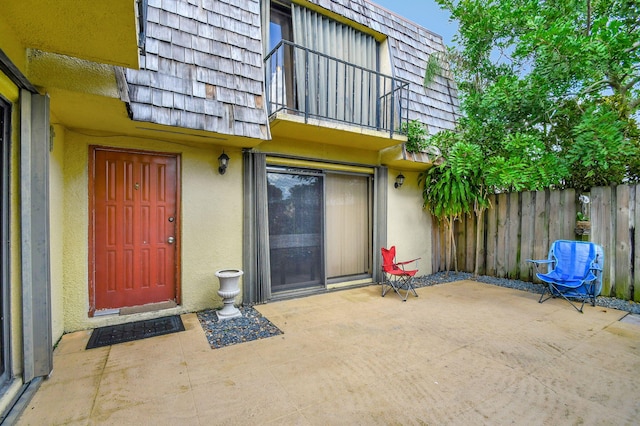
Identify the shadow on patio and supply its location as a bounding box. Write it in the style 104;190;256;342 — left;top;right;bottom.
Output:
17;280;640;425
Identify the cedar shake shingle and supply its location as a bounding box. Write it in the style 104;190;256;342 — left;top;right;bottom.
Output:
125;0;458;139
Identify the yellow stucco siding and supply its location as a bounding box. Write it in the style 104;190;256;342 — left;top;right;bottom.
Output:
0;15;26;74
62;131;243;332
3;0;139;69
27;51;121;99
386;169;433;276
260;137;380;166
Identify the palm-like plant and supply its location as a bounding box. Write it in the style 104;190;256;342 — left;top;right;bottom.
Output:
419;141;487;273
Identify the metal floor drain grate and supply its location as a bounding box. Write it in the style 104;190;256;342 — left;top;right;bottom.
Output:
86;315;185;349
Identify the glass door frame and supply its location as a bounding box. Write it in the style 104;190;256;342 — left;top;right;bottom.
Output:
267;166;326;294
266;164;375;295
0;96;11;383
324;170;374;285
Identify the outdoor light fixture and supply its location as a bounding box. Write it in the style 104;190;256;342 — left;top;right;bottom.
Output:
394;173;405;189
218;151;230;175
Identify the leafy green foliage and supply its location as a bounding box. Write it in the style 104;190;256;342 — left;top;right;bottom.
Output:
421;0;640;270
418;139;488;272
430;0;640;192
563;105;635;191
402;120;430;153
420;165;470;220
424;52;444;88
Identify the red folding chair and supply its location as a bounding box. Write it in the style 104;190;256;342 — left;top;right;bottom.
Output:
381;246;420;301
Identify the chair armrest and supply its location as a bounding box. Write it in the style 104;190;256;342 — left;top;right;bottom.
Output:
526;259;553;265
526;259;553;274
396;257;421;266
396;257;420;272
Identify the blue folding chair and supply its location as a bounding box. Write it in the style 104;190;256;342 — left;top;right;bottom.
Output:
527;240;604;313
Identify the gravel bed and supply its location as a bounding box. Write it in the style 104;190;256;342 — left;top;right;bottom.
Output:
414;272;640;315
197;306;283;349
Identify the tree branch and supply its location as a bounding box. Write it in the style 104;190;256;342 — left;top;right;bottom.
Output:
579;79;609;96
624;41;640;55
622;74;640;92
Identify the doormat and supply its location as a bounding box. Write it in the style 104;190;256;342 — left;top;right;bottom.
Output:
197;306;283;349
86;315;185;349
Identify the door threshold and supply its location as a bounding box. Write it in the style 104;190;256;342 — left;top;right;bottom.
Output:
270;286;325;301
119;300;178;316
94;308;120;317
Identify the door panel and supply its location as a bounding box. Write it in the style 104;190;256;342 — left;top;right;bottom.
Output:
92;148;179;311
0;99;9;379
267;171;323;292
326;173;372;278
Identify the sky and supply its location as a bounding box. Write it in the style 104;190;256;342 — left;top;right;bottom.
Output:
370;0;458;48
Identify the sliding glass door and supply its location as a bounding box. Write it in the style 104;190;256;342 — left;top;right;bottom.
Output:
325;173;372;280
267;167;373;294
267;170;324;292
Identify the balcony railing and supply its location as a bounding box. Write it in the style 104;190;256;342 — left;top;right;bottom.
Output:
264;40;409;138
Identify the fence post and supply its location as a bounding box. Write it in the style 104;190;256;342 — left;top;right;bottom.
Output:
532;190;548;265
464;214;476;273
486;194;498;276
519;191;535;282
496;193;508;278
615;185;632;299
506;192;520;279
591;186;614;296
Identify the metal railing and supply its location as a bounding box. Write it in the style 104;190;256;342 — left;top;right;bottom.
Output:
264;40;409;138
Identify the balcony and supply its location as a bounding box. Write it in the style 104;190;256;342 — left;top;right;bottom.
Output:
264;40;409;150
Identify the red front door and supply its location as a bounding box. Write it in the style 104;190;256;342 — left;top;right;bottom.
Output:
90;147;180;313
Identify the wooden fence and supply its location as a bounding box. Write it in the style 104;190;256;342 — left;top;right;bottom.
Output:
432;185;640;302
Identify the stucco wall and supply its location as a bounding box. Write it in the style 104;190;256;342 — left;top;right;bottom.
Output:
386;169;433;276
63;131;244;332
0;15;26;73
261;137;380;165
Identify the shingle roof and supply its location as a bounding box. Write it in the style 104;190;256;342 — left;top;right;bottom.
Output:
125;0;269;139
124;0;458;139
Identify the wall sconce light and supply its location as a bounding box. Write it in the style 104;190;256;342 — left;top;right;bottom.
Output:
394;173;405;189
218;151;230;175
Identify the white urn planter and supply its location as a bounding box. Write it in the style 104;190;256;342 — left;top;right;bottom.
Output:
215;269;243;321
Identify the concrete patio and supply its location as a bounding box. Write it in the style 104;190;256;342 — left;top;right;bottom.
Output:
16;280;640;425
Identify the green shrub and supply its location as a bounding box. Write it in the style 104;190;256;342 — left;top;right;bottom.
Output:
402;120;429;153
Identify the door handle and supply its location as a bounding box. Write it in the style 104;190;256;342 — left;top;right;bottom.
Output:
167;236;175;244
